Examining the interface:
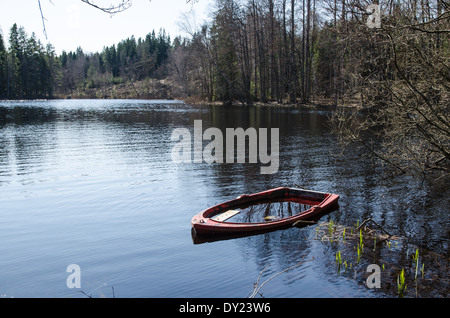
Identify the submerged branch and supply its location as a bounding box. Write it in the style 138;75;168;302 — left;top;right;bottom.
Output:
248;256;313;298
357;218;392;237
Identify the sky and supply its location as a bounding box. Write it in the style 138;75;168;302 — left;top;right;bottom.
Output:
0;0;214;54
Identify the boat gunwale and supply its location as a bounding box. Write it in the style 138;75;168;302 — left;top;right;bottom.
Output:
191;187;340;234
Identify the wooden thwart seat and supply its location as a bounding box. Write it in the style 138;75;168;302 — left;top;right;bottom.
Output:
211;209;241;222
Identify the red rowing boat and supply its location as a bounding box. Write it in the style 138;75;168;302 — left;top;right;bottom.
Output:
191;187;339;235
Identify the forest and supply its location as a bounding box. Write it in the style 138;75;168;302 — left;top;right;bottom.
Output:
171;0;449;177
0;0;448;176
0;24;171;99
0;0;448;105
0;24;58;99
171;0;448;106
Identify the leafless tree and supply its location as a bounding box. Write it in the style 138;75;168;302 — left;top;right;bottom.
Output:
330;0;450;179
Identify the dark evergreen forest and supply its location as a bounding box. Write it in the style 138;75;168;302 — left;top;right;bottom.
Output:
0;24;171;99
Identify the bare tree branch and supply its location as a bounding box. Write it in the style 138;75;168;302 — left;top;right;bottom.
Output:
80;0;133;14
80;0;199;14
38;0;48;39
37;0;200;38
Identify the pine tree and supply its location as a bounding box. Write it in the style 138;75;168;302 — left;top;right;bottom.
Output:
210;0;240;105
8;24;22;98
0;31;8;98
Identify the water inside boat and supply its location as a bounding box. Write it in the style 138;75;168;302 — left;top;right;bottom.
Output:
212;199;314;223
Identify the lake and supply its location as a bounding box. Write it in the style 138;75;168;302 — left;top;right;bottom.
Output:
0;99;448;298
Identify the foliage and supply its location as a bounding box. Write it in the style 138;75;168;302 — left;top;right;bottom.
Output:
0;24;59;99
397;268;407;298
329;1;450;178
0;23;172;99
58;29;171;95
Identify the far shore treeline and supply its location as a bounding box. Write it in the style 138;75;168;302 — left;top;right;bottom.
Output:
0;23;171;100
0;0;448;107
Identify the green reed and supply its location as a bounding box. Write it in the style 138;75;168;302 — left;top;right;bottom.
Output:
397;268;407;298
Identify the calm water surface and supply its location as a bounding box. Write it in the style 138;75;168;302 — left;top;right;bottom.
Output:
0;99;448;298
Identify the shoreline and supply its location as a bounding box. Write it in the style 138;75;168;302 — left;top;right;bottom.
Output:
0;95;361;110
0;77;361;109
